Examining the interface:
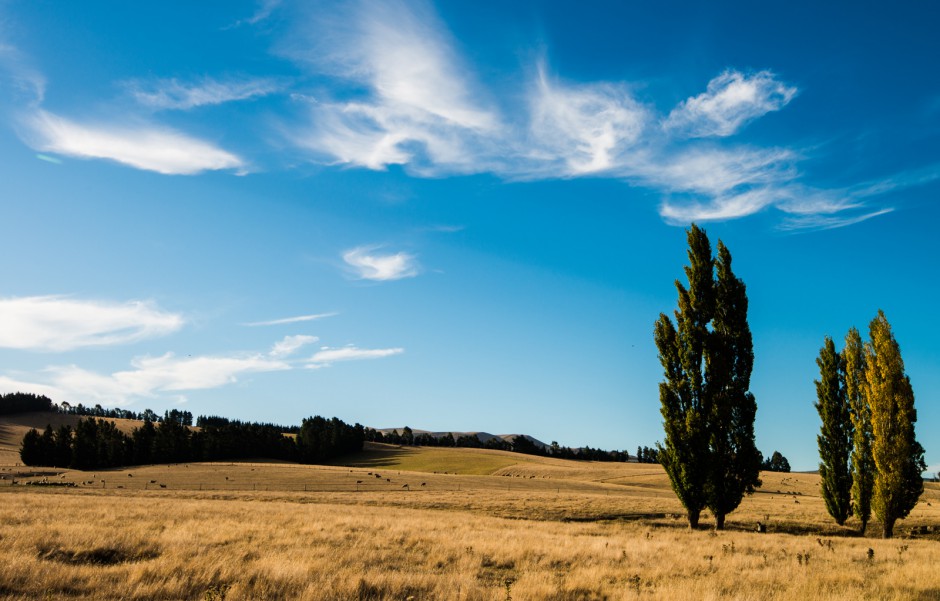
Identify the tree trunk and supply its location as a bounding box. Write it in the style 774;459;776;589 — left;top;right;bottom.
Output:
882;518;895;539
715;513;726;531
859;519;868;536
687;508;701;530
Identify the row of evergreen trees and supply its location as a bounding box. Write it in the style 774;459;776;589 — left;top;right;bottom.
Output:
0;392;191;426
0;392;54;415
20;413;364;470
365;427;634;462
815;312;925;538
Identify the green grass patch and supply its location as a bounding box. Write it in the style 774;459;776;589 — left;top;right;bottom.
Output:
335;443;532;475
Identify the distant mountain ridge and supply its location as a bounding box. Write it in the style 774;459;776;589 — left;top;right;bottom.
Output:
375;428;548;449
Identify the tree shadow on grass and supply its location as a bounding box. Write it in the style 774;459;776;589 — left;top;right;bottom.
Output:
330;446;419;469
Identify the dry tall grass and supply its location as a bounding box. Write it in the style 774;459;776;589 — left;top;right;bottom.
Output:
2;422;940;600
2;485;940;601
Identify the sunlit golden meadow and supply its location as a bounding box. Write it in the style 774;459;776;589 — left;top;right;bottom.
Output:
2;419;940;600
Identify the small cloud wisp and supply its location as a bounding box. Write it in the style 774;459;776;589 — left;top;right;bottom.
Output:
343;246;419;281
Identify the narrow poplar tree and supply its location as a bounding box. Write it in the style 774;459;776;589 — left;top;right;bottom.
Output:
844;327;873;534
655;225;713;529
704;242;761;530
866;311;925;538
655;225;760;530
815;336;853;525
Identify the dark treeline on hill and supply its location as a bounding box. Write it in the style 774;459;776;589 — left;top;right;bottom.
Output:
20;412;364;470
636;446;660;463
366;427;636;462
195;415;301;434
0;391;188;425
762;450;791;473
0;392;54;415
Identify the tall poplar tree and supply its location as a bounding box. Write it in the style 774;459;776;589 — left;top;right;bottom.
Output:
655;225;713;529
844;327;873;533
865;311;925;538
704;242;762;530
815;336;853;526
655;224;760;530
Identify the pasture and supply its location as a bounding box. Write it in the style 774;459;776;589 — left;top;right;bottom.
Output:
2;421;940;600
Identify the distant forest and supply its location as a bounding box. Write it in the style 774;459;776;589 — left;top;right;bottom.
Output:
6;393;362;470
365;426;660;463
3;392;787;470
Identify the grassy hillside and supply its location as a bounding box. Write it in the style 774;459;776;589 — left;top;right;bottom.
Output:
339;442;538;475
0;412;145;465
3;411;940;599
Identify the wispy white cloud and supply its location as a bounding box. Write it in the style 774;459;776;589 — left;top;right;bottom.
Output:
21;110;245;175
125;76;282;110
280;2;824;224
0;39;46;105
3;0;914;230
228;0;282;28
0;376;63;399
779;208;894;231
847;164;940;200
343;246;419;281
285;0;498;173
0;336;404;402
640;146;797;197
269;334;318;358
659;187;783;223
40;353;290;404
663;160;940;228
0;296;183;352
665;70;797;138
307;345;404;368
527;66;649;175
243;312;338;327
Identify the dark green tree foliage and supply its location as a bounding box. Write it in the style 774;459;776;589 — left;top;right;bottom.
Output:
53;425;73;467
20;414;362;469
20;424;72;467
844;327;873;534
655;226;712;529
705;242;762;529
153;413;192;463
19;428;44;465
655;225;761;530
296;416;365;463
132;419;157;465
636;446;660;463
815;336;853;526
761;451;791;473
70;418;128;469
0;392;53;414
195;420;298;461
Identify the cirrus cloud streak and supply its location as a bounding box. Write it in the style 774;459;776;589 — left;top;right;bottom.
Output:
22;110;245;175
0;296;183;352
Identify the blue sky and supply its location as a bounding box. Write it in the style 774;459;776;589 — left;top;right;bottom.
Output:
1;1;938;471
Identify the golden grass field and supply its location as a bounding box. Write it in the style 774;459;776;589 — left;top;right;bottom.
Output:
2;414;940;600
